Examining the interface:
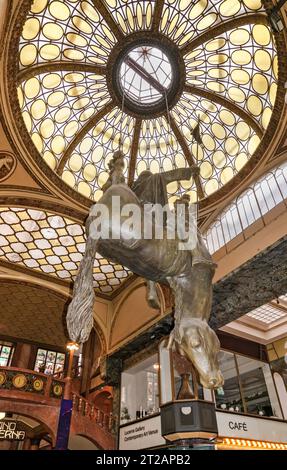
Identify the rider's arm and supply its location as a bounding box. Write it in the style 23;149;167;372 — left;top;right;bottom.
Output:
162;167;197;184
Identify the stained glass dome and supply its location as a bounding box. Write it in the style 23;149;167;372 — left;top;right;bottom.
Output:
17;0;278;205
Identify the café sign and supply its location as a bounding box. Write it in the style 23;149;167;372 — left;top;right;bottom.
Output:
0;420;26;441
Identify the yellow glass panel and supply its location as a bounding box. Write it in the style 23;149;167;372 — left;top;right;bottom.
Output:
228;87;246;103
31;99;46;119
205;179;219;195
252;73;268;95
17;87;24;109
162;158;173;172
252;24;271;46
63;49;85;61
220;0;240;17
24;78;40;99
207;82;225;93
43;151;57;170
68;86;86;97
31;0;47;14
175;153;186;167
197;13;217;31
137;160;147;175
22;111;32;132
229;28;250;46
231;69;250;85
93;121;105;137
221;167;234;184
262;107;272;129
167;182;178;194
102;24;115;42
80;137;93;154
81;1;100;22
65;73;84;83
248;135;260;154
62;171;76;187
212;123;226;140
20;44;37;66
40;44;60;60
235;153;248;171
208;68;228;79
189;0;207;19
69;154;83;172
43;73;61;89
146;2;152;28
22;18;40;40
206;38;226;52
232;50;251;65
269;82;277;106
73;97;90;110
127;6;135;30
150;160;160;173
207;54;228;65
48;91;65;107
49;1;70;20
200;161;213;179
94;189;103;201
51;136;65;154
219;109;235;126
254;50;271;71
243;0;262;10
78;182;92;198
235;122;250;140
247;95;262;116
213;150;226;168
225;137;239;155
80;108;95;122
40;118;55;139
32;133;43;152
72;16;93;34
55;107;71;123
64;121;79;138
106;0;116;7
185;49;201;60
83;164;96;182
98;171;109;187
67;33;88;47
42;23;64;40
116;11;128;33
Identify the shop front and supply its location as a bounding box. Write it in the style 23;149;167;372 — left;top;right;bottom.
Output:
118;342;287;450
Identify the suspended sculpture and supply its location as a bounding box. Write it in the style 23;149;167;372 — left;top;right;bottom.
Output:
67;151;223;389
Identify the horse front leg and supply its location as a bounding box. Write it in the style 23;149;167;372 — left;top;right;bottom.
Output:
66;234;98;344
146;280;161;309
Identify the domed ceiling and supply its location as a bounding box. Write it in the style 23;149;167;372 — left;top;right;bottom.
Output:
17;0;278;205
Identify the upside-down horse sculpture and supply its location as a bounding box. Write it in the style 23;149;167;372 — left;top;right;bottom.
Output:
66;152;223;389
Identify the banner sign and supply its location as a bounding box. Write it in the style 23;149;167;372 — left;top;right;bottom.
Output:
55;399;73;450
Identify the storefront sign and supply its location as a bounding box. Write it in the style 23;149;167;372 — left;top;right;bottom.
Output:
119;415;166;450
0;420;26;441
216;411;287;443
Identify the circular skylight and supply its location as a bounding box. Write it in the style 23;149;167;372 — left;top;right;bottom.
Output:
119;45;172;105
16;0;279;204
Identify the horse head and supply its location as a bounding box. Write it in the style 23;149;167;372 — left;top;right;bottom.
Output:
168;318;224;389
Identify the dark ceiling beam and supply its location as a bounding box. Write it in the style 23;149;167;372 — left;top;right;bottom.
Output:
56;100;115;175
128;118;142;186
17;63;106;84
106;235;287;367
124;56;167;94
168;113;205;199
184;84;264;138
181;14;269;56
151;0;165;32
92;0;124;41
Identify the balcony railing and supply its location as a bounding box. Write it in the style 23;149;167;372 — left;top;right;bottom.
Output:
0;366;65;400
72;393;117;434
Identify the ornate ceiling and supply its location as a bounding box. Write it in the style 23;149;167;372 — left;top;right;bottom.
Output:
16;0;279;206
0;281;68;347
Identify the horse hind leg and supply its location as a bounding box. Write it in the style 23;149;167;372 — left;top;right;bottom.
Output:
66;235;98;344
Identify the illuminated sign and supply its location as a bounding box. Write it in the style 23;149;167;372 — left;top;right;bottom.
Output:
0;420;26;441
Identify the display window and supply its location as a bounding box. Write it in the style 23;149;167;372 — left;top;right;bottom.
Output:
34;348;65;375
215;351;282;418
120;354;160;424
0;341;14;367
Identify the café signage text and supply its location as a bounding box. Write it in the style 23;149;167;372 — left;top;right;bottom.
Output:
0;420;26;441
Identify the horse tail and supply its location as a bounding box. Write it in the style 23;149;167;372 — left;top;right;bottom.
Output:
66;235;97;344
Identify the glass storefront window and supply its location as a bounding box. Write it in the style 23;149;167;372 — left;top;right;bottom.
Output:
215;351;243;412
120;354;159;423
215;351;282;418
34;348;66;375
0;342;14;367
